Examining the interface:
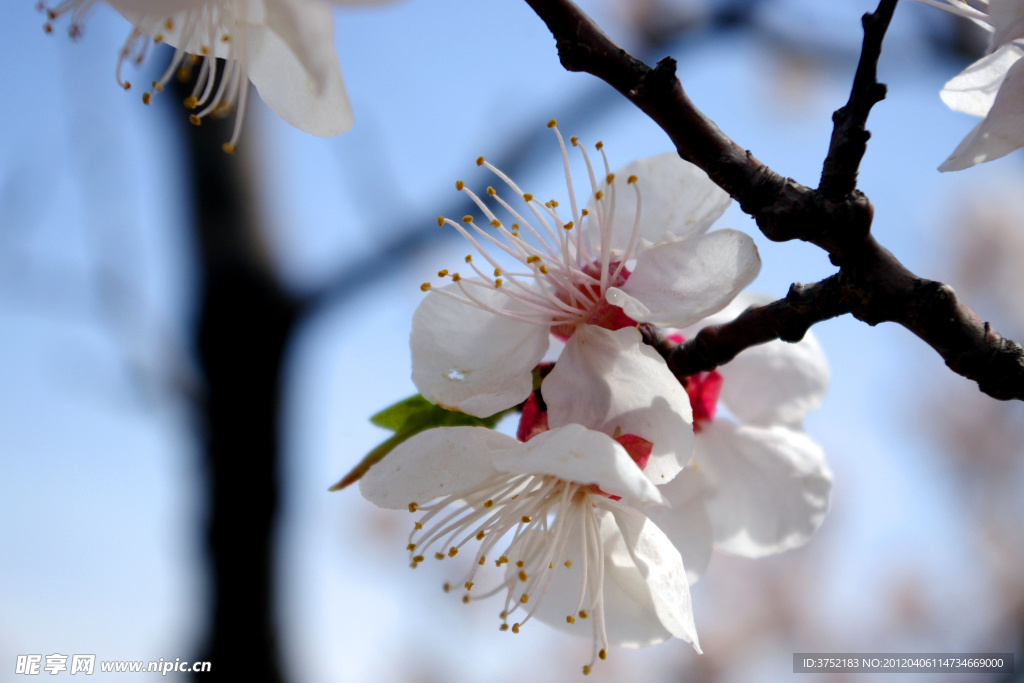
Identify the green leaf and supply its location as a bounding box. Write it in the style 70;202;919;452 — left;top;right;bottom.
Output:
329;394;516;491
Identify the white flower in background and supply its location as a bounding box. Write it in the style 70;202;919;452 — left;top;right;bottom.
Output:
411;123;759;481
40;0;376;150
359;422;702;675
911;0;1024;170
646;293;833;581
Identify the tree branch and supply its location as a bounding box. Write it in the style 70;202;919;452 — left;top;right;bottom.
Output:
525;0;1024;400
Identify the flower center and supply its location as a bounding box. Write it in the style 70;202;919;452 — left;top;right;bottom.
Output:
405;473;612;674
419;121;644;341
40;0;250;153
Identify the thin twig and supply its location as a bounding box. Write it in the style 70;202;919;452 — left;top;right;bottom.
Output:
525;0;1024;400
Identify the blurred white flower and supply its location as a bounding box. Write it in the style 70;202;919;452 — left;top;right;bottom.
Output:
911;0;1024;170
359;422;701;675
411;124;759;446
646;293;833;581
40;0;383;150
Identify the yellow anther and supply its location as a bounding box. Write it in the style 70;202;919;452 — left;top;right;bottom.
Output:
494;279;502;288
521;516;530;523
437;216;445;227
451;273;461;282
220;34;230;42
583;665;591;675
222;143;236;155
606;173;615;184
184;96;198;109
493;267;502;277
414;522;422;530
522;193;533;202
595;191;603;200
563;221;574;231
455;180;464;191
406;543;416;551
462;215;473;224
499;624;508;632
550;199;559;207
512;223;519;229
546;119;557;128
476;531;485;541
520;594;529;604
189;114;201;126
142;92;151;105
512;623;520;633
437;269;448;278
564;560;572;568
570;136;578;146
462;595;470;604
511;231;519;237
500;611;507;619
549;563;553;568
153;34;163;43
412;555;424;562
200;46;209;55
516;560;524;568
579;610;588;619
581;208;589;216
518;570;527;582
409;502;419;513
539;265;549;274
595;141;604;150
483;499;493;508
487;186;496;196
43;22;53;33
122;82;131;91
490;219;500;228
153;83;163;92
627;175;638;184
420;282;431;292
478;556;486;565
566;615;575;624
526;256;541;264
476;156;485;166
497;556;508;565
599;649;606;660
448;547;458;557
435;553;444;560
465;581;474;591
165;18;174;30
443;582;450;593
177;66;191;82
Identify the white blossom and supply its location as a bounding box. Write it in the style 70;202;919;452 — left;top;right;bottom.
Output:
911;0;1024;170
359;422;701;675
647;293;833;580
411;124;759;487
40;0;379;150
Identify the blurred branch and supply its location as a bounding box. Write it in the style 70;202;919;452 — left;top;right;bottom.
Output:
526;0;1024;401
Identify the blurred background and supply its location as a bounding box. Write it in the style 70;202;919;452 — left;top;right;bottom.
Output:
3;0;1024;680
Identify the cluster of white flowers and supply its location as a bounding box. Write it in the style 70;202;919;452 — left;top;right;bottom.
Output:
39;0;382;150
914;0;1024;170
359;123;833;674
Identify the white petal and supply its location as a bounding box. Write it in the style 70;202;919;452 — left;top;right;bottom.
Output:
719;335;829;427
990;0;1024;48
358;427;514;509
603;499;701;651
644;468;714;584
247;0;354;137
543;326;694;484
695;421;832;557
940;45;1022;117
939;52;1024;171
507;518;673;648
583;152;731;255
607;229;760;329
491;424;666;505
410;280;550;418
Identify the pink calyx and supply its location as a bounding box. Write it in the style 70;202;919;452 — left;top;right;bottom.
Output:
667;333;723;431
